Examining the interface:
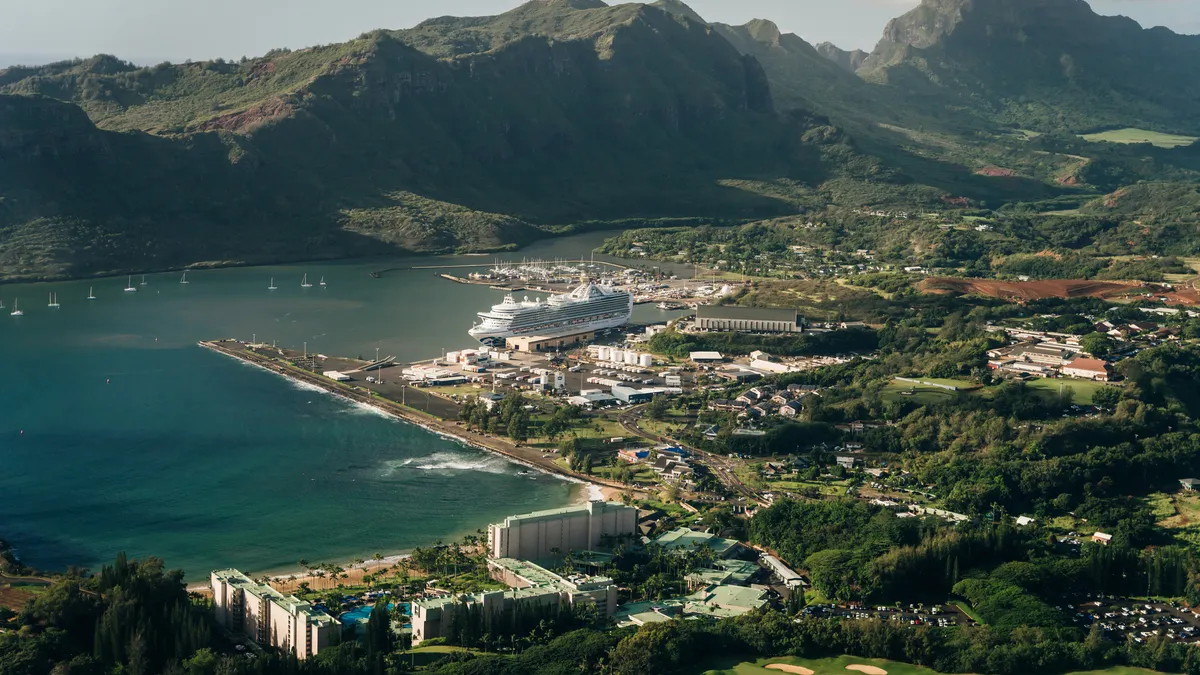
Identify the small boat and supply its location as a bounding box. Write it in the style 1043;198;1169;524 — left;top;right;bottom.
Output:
301;273;313;288
88;287;96;300
10;299;22;317
140;275;147;286
269;277;278;290
180;272;189;284
319;276;326;287
124;276;137;292
48;292;59;308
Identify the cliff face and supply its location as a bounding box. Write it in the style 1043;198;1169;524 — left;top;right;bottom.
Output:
859;0;1200;133
815;43;868;73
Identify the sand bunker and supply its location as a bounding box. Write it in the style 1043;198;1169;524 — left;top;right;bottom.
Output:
845;665;888;675
765;665;815;675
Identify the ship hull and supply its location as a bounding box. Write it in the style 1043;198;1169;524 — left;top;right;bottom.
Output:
469;313;631;342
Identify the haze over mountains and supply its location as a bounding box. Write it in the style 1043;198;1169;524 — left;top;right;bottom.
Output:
1;0;1198;280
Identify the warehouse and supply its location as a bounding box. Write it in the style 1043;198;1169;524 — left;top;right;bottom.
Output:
696;306;802;333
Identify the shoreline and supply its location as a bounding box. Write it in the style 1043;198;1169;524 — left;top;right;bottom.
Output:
189;341;636;591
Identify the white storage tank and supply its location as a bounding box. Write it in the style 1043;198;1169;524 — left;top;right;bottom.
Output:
597;346;610;362
610;349;626;363
623;351;638;365
638;353;653;368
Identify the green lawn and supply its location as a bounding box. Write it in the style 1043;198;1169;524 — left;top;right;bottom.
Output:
1023;378;1112;404
950;600;985;625
702;655;1167;675
1081;128;1198;149
882;381;962;405
701;655;944;675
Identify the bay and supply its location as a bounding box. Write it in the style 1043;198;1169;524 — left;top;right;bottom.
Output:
0;232;681;579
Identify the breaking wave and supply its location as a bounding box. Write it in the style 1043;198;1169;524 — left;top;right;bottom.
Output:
382;452;513;476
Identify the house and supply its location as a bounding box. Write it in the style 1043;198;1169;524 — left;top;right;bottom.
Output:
708;399;747;413
751;402;779;417
1015;516;1036;527
1061;357;1112;382
835;456;857;470
770;394;793;406
779;401;804;417
1180;478;1200;492
735;394;758;406
1091;532;1113;545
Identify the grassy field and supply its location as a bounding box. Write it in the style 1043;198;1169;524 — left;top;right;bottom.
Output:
1023;378;1112;404
702;655;1167;675
882;381;964;405
702;655;945;675
1081;128;1199;149
1150;491;1200;547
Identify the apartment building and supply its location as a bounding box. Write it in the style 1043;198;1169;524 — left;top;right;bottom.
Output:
211;569;338;659
487;501;637;560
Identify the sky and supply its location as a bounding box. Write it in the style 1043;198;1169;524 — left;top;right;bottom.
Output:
1;0;1197;67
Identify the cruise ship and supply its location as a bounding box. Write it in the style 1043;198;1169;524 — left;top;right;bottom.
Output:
469;282;633;342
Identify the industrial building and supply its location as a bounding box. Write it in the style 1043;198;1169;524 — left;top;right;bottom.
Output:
211;569;338;659
696;306;802;333
487;501;638;560
412;559;618;645
507;330;598;353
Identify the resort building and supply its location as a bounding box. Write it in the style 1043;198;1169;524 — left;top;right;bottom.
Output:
411;559;618;645
487;501;638;560
696;305;803;334
652;527;742;559
612;584;769;627
210;569;338;659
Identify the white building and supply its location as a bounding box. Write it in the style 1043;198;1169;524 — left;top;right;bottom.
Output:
412;559;618;645
487;501;637;560
211;569;338;659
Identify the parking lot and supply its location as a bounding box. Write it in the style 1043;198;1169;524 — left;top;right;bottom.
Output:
1070;596;1200;645
802;603;972;628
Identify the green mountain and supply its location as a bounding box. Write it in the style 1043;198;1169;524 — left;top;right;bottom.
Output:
859;0;1200;134
0;0;868;280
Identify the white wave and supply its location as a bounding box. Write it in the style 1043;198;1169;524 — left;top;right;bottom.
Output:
384;452;511;476
339;400;400;421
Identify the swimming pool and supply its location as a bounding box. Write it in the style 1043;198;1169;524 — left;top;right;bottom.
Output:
338;602;406;625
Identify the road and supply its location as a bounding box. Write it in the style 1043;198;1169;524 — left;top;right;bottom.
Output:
615;405;764;504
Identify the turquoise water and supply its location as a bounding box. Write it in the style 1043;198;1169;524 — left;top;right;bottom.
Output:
0;233;681;579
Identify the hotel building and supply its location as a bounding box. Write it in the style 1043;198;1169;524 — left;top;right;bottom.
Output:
487;501;637;560
211;569;338;659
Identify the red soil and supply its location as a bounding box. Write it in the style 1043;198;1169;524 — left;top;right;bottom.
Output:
924;277;1200;306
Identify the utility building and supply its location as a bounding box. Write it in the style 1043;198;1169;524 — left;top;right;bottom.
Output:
696;306;802;333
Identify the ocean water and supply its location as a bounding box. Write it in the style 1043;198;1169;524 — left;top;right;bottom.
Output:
0;233;684;579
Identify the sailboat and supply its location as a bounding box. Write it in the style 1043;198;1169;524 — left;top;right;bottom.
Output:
124;275;137;292
301;273;313;288
88;287;97;300
180;272;189;284
10;299;22;317
140;275;147;286
268;277;278;290
48;292;59;308
319;276;326;287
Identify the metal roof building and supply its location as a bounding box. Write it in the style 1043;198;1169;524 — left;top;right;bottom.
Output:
696;305;802;333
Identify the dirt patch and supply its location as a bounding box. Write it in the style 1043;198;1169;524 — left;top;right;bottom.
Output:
922;277;1139;301
976;167;1017;177
0;586;35;610
846;666;888;675
766;665;815;675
